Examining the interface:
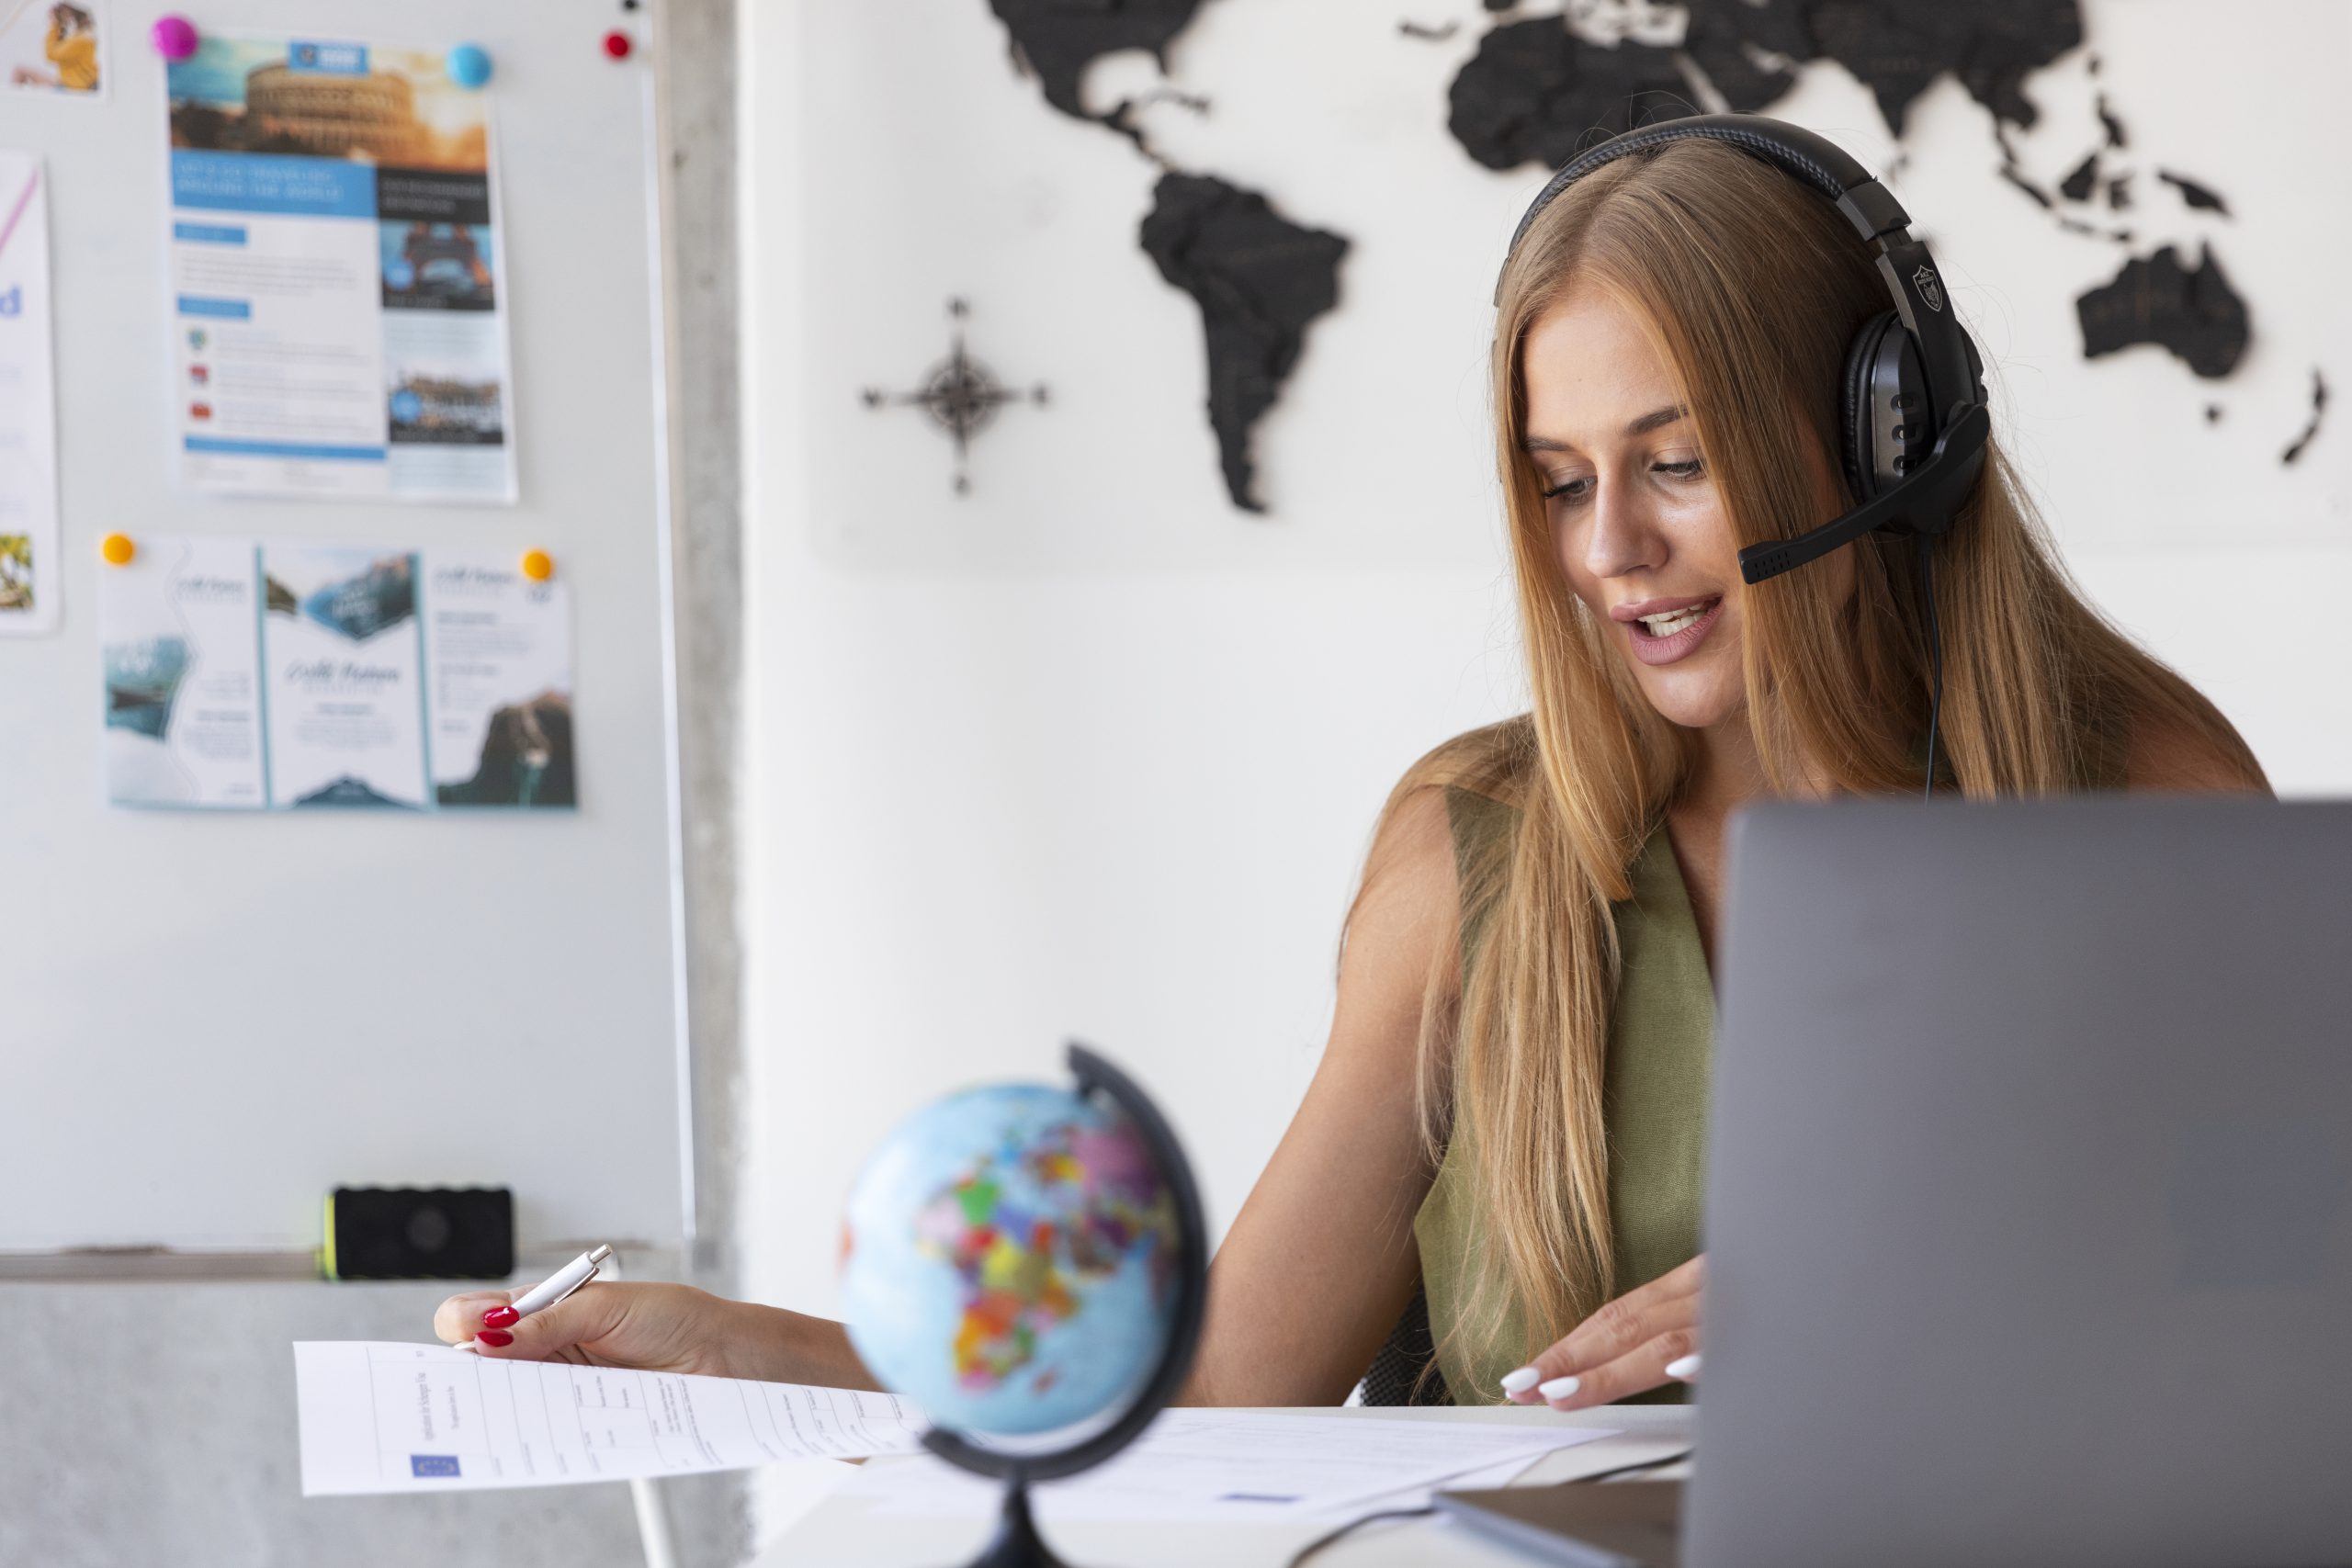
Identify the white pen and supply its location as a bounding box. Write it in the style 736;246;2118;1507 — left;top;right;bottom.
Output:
455;1244;613;1351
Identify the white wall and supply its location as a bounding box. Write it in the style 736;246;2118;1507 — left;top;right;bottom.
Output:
736;7;2352;1537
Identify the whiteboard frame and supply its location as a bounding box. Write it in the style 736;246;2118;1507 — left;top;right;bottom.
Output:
0;1;700;1266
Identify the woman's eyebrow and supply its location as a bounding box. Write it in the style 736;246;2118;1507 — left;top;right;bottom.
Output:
1521;404;1688;453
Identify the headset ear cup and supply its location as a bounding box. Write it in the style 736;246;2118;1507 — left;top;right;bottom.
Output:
1839;311;1899;502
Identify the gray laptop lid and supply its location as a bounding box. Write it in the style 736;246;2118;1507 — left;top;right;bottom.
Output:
1688;797;2352;1568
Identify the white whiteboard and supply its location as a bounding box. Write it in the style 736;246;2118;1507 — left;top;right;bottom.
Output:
0;0;688;1252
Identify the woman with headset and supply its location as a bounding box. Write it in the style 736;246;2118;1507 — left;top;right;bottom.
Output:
432;118;2266;1410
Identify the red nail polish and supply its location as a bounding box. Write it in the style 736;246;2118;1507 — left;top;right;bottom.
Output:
482;1305;519;1329
476;1328;514;1348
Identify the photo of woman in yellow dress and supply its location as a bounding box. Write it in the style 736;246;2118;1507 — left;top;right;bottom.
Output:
7;3;100;96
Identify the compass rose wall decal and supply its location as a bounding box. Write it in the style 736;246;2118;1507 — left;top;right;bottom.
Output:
860;299;1049;495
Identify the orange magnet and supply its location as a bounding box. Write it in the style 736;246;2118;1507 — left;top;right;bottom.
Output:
520;548;554;582
100;533;135;566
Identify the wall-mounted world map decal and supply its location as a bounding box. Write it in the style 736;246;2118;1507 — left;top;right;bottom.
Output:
986;0;2325;518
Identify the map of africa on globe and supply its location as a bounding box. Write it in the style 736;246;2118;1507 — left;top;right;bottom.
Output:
842;1084;1184;1438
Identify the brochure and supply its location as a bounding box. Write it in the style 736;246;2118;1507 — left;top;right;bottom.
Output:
101;538;572;811
259;543;429;808
99;537;266;808
423;553;575;807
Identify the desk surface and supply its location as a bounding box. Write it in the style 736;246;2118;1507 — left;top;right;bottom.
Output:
751;1404;1695;1568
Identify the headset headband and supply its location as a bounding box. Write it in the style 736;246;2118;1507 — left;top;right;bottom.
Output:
1496;114;1988;585
1498;117;1883;267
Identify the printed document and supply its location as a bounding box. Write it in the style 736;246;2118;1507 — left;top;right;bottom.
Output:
296;1342;1615;1514
295;1342;927;1495
839;1410;1619;1523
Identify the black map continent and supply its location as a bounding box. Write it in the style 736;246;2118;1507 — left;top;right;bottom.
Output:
1448;19;1690;171
2075;243;2250;380
1139;175;1349;513
1449;1;1815;169
987;0;1208;121
986;0;1353;513
1803;0;2081;135
1447;1;2079;170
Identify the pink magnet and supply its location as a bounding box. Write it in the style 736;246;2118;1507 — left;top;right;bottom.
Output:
153;15;198;62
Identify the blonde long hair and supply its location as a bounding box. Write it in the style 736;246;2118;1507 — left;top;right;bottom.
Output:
1374;139;2262;1378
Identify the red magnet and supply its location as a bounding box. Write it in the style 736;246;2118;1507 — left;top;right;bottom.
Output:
602;29;632;60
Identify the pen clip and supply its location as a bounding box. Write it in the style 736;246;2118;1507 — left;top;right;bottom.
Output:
546;1244;613;1309
547;1261;600;1309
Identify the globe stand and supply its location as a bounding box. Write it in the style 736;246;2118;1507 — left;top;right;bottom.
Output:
918;1042;1210;1568
960;1468;1065;1568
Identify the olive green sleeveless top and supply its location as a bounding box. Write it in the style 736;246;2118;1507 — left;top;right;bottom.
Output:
1412;787;1714;1404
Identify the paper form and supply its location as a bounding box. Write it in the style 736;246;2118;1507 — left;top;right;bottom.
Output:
839;1410;1620;1523
294;1342;928;1495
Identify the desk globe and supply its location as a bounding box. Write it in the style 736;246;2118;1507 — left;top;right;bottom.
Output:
841;1043;1207;1568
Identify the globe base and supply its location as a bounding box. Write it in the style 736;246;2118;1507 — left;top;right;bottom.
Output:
962;1478;1069;1568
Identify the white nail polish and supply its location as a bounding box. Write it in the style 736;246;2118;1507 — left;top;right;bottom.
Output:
1539;1374;1580;1400
1664;1353;1702;1381
1498;1366;1543;1395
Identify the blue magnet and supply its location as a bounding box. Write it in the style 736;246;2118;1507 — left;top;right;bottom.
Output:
447;42;493;89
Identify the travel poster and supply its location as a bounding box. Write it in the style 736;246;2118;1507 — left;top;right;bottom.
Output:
1;2;105;98
164;34;516;502
0;152;58;636
98;537;266;808
99;538;574;812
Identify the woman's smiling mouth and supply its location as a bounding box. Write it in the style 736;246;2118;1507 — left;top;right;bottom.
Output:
1615;594;1725;666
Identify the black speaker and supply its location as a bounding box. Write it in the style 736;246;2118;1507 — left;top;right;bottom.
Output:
323;1187;514;1280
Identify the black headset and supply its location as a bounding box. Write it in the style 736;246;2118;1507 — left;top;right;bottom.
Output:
1498;114;1987;791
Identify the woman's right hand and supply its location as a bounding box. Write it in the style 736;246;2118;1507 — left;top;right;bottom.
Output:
432;1281;751;1378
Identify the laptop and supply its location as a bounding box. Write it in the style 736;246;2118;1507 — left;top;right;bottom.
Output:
1453;798;2352;1567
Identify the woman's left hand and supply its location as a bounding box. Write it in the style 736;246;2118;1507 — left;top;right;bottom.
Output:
1499;1253;1703;1411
